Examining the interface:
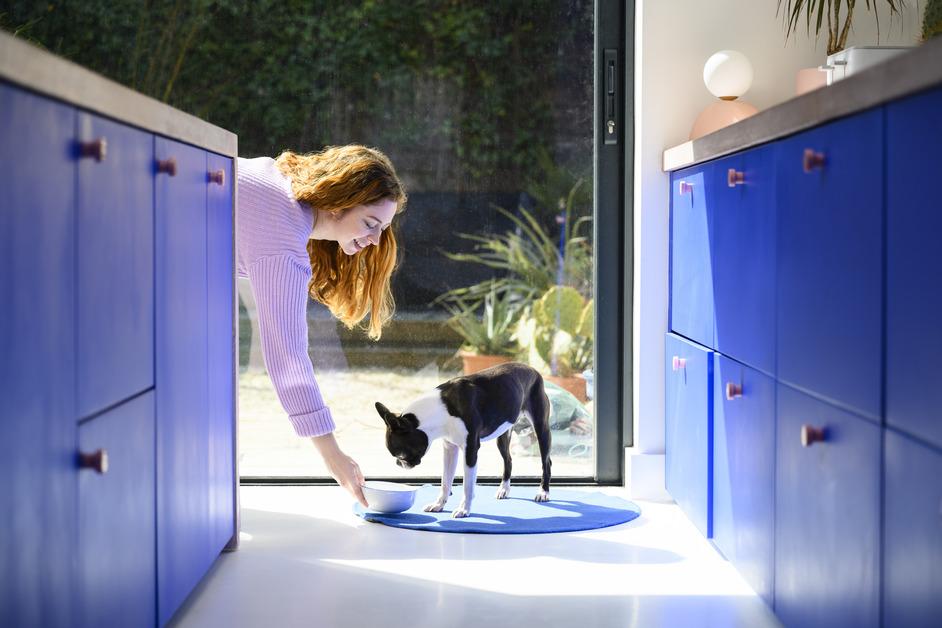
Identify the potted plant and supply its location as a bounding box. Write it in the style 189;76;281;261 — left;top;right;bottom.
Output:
779;0;910;91
778;0;907;55
436;178;593;313
443;282;523;375
514;285;593;402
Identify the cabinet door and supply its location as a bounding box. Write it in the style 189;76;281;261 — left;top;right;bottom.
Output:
207;152;236;551
775;110;883;420
155;137;213;624
712;354;774;605
884;429;942;627
76;113;154;418
886;86;942;450
665;333;712;537
670;164;714;348
711;147;775;375
775;384;880;628
0;82;77;628
78;392;156;628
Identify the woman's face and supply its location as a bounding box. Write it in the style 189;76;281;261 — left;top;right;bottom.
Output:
335;198;398;256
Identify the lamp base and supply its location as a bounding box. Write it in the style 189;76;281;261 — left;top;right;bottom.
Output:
689;99;758;140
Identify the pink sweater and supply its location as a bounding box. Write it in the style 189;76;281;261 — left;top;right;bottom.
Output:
236;156;335;437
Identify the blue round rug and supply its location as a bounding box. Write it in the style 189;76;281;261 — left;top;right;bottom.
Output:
353;485;641;534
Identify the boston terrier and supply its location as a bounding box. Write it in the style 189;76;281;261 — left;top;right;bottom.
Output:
374;362;552;518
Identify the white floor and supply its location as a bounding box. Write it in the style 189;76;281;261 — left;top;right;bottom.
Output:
170;486;781;628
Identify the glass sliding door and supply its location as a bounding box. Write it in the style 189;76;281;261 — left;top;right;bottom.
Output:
230;1;624;482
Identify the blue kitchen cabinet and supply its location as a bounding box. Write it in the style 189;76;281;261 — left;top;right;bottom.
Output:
710;147;776;375
712;354;774;605
155;136;218;624
665;333;713;537
884;429;942;627
78;392;156;628
207;152;237;552
76;112;155;419
670;163;714;348
775;384;880;628
886;86;942;450
775;110;883;421
0;82;78;628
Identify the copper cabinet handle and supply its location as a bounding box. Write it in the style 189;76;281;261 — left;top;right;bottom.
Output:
803;148;826;173
672;356;687;371
678;181;693;195
727;168;745;187
725;382;743;400
79;138;107;162
208;169;226;186
78;449;109;474
800;425;826;447
156;158;177;177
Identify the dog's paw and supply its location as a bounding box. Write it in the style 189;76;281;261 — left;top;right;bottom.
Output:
452;507;470;518
495;486;510;500
423;501;445;513
534;488;550;502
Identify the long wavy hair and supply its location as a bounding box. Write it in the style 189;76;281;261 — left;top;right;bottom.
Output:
274;145;407;340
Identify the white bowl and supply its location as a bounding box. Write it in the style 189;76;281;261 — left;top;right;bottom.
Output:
361;481;418;513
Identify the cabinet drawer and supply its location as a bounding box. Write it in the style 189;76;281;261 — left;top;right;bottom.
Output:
78;392;156;628
711;147;776;375
670;163;714;348
775;110;883;420
77;112;155;418
884;429;942;627
775;384;880;628
665;333;712;537
712;354;774;604
886;86;942;450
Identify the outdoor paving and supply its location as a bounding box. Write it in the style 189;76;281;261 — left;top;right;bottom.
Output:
238;366;595;480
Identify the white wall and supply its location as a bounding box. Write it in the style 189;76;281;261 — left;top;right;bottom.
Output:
630;0;922;464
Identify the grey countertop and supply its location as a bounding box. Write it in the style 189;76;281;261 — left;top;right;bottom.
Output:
663;36;942;172
0;30;237;158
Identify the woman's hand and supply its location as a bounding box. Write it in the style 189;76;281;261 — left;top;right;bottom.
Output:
311;433;368;507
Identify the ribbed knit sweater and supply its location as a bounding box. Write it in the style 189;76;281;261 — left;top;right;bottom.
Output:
236;156;335;437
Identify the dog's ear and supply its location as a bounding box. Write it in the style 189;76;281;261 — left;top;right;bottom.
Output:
375;401;393;425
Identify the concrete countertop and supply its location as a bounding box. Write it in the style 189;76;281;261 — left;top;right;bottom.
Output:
663;36;942;172
0;30;237;158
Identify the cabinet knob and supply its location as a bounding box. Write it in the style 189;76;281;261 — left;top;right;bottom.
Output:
800;424;826;447
725;382;743;400
802;148;826;173
156;157;177;177
678;181;693;195
78;449;109;474
209;169;226;186
79;138;107;162
672;356;687;371
727;168;745;187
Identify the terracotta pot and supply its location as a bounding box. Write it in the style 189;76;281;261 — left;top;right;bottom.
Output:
460;351;512;375
544;374;588;403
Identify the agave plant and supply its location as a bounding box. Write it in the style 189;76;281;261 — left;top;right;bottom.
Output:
442;282;524;357
515;285;594;378
777;0;906;55
436;178;593;313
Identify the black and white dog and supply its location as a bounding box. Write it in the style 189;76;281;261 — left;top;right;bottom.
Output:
374;362;552;518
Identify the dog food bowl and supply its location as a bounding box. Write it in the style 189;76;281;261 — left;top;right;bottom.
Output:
361;481;418;513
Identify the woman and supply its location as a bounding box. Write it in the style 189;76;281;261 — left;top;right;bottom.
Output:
237;145;407;507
